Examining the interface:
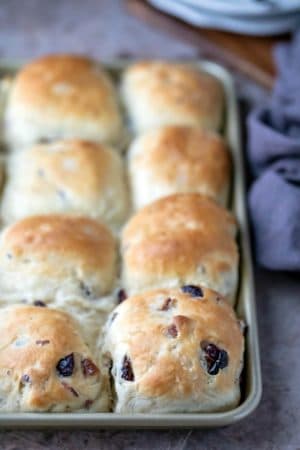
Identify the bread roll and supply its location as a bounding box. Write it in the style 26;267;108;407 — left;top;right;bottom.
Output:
128;125;231;209
103;286;244;413
5;54;124;148
121;61;224;133
0;214;117;302
121;193;238;304
1;139;129;229
0;304;109;412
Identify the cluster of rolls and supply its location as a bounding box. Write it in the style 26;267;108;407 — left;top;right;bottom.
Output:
0;54;244;414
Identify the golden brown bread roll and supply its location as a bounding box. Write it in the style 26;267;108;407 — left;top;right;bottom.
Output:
103;286;244;413
121;193;238;304
4;54;124;148
1;139;129;229
121;60;224;133
0;214;117;302
128;125;231;209
0;304;109;412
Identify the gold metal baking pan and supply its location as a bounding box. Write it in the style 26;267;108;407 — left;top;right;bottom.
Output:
0;59;262;428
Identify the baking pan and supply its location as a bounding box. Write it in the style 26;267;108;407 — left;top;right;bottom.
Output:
0;59;262;428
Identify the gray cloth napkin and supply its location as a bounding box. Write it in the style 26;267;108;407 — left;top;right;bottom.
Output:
247;30;300;270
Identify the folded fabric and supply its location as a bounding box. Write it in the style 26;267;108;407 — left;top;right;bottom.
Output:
148;0;300;36
249;159;300;270
247;30;300;271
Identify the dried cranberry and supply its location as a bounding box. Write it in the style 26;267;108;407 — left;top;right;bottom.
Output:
117;289;127;303
21;374;31;384
160;297;176;311
121;355;134;381
56;353;74;377
33;300;46;307
80;281;92;298
61;381;79;397
81;359;100;377
36;339;50;346
218;351;228;369
181;285;204;298
201;341;228;375
84;399;94;409
166;324;178;338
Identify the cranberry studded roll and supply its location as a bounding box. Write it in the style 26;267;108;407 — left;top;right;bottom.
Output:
0;214;117;303
121;60;224;134
128;125;231;209
4;54;124;149
103;286;244;413
1;139;129;229
121;193;238;304
0;305;109;412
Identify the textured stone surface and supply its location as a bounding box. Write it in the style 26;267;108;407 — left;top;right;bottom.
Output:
0;1;299;449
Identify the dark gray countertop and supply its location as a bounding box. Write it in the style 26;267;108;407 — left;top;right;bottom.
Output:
0;1;299;449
